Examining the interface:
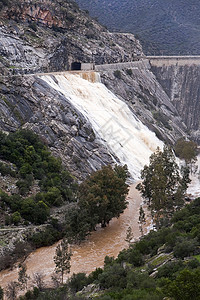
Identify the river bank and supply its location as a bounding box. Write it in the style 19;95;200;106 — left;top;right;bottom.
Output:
0;183;146;290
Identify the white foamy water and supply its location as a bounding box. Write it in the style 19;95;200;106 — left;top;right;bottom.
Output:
187;155;200;199
40;73;163;179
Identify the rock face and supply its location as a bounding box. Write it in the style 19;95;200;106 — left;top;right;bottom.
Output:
98;60;188;144
0;0;143;75
0;0;142;179
0;74;115;179
0;0;199;182
151;63;200;143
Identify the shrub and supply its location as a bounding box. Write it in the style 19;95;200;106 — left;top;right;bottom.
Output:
126;69;132;76
113;70;122;79
152;111;171;130
28;22;37;32
173;237;198;259
11;211;21;225
98;264;127;289
69;273;88;292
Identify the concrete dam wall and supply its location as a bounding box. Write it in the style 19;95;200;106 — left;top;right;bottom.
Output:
150;58;200;142
148;56;200;67
95;59;150;72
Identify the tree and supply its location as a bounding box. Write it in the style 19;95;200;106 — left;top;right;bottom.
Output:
136;146;190;228
125;226;134;245
5;281;18;300
54;238;72;284
78;165;129;228
11;211;22;225
174;138;198;167
0;286;3;300
32;272;45;291
163;269;200;300
139;206;146;236
18;263;29;290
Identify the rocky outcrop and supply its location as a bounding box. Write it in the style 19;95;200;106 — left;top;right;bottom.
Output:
0;74;116;179
0;0;143;75
151;63;200;143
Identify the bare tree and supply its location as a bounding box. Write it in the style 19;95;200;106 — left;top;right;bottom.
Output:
5;281;18;300
32;272;45;291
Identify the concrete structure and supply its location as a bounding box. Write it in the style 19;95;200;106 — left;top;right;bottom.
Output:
147;56;200;67
81;63;95;71
95;60;150;72
70;62;95;71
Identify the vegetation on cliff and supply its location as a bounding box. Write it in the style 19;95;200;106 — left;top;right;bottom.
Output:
0;129;129;270
76;0;200;55
0;129;77;225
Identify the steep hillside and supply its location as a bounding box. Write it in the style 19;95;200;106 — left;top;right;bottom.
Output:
0;0;142;75
0;0;199;183
0;0;142;178
75;0;200;55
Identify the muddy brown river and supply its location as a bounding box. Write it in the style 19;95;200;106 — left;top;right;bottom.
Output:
0;184;149;290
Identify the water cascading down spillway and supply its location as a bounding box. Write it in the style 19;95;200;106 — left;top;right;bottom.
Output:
40;72;163;179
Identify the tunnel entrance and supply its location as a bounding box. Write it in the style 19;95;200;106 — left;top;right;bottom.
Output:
71;62;81;70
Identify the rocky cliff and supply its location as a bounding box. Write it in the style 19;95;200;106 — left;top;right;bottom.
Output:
96;60;188;144
0;0;142;75
0;0;142;179
0;0;199;182
0;73;117;179
151;63;200;143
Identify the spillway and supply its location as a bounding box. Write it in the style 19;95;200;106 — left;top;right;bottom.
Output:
40;73;163;179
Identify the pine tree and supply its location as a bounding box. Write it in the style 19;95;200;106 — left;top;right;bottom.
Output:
54;238;72;284
136;145;190;228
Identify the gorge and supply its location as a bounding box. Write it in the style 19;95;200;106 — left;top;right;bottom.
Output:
0;0;200;297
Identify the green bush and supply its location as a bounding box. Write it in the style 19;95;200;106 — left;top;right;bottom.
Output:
0;162;16;177
113;70;122;79
11;211;22;225
28;224;64;248
28;22;37;32
69;273;88;292
98;264;127;289
126;68;132;76
173;237;198;259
